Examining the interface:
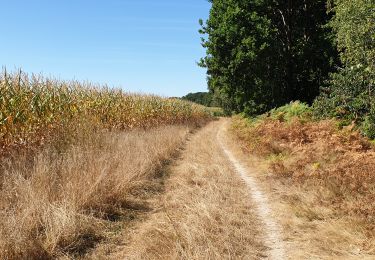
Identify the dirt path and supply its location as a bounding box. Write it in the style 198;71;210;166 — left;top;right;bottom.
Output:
90;119;285;259
218;122;286;260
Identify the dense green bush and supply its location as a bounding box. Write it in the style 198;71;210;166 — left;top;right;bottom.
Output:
182;92;213;107
247;101;312;125
268;101;312;122
313;0;375;138
270;101;311;121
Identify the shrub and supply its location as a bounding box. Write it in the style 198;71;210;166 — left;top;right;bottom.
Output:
267;101;312;123
313;0;375;138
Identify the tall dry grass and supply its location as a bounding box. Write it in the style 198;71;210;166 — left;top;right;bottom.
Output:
0;69;214;259
0;125;190;259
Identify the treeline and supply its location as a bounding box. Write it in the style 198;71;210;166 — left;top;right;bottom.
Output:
314;0;375;137
199;0;374;136
181;92;219;107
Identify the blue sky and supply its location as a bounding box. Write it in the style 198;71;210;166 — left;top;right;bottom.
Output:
1;0;211;97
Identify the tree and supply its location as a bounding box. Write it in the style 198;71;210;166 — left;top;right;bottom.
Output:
199;0;338;115
314;0;375;137
182;92;214;106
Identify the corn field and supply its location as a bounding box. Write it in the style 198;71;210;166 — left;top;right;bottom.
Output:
0;70;212;150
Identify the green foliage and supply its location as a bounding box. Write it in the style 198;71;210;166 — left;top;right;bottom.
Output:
244;101;312;126
332;0;375;69
206;107;226;117
313;0;375;138
267;101;312;122
199;0;337;116
361;112;375;139
270;101;311;121
182;92;214;107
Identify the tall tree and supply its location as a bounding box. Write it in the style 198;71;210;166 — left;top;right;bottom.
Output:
182;92;214;107
314;0;375;137
199;0;337;115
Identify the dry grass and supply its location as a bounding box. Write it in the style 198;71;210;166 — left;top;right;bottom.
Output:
0;125;191;259
231;114;375;258
107;120;266;259
0;69;214;259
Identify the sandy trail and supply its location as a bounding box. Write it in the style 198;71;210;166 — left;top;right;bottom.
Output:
218;121;286;260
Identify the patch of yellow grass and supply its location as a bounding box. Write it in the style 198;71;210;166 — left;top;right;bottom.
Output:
0;125;190;259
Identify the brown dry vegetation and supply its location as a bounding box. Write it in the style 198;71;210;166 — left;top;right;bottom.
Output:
0;70;214;259
0;125;192;259
231;115;375;257
102;120;266;259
